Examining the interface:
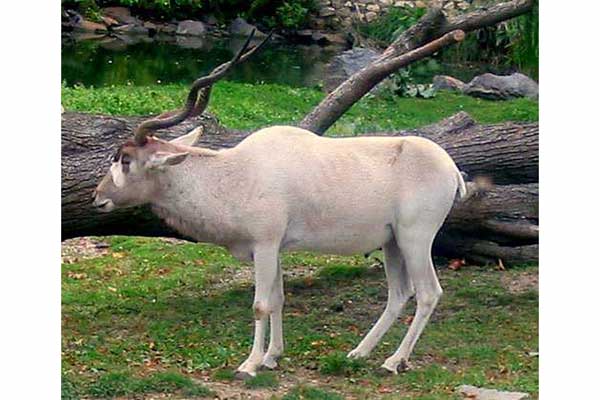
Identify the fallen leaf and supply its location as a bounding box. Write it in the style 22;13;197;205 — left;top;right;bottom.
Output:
403;315;414;325
67;271;87;280
378;386;393;394
112;252;126;259
448;258;466;270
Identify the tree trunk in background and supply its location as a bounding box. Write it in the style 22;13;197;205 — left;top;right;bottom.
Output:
61;111;538;265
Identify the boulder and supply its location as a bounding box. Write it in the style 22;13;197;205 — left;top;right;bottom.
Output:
464;72;539;100
176;20;207;36
229;17;267;38
112;24;149;35
101;7;137;25
324;47;381;92
457;385;530;400
433;75;467;92
73;18;108;33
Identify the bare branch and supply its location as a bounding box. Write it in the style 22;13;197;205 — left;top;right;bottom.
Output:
299;30;465;134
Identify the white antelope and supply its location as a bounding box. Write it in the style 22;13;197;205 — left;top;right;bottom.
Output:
93;33;466;378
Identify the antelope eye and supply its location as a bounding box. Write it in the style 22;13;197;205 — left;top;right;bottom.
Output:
121;155;131;165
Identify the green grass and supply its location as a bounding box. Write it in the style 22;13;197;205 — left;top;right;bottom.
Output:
86;370;212;398
61;81;538;135
244;371;280;389
62;236;538;399
281;385;344;400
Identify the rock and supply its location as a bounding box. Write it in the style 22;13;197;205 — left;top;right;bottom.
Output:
366;4;381;12
433;75;467;92
112;24;148;35
101;6;138;25
176;20;207;36
457;385;530;400
229;17;267;38
365;11;378;22
157;23;177;35
100;15;120;27
464;72;539;100
321;32;348;45
74;19;108;33
319;7;337;17
325;47;381;92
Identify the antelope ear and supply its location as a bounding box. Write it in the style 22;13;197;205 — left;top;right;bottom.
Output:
169;126;203;147
146;151;190;169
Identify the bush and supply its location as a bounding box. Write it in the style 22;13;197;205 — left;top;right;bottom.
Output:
63;0;315;29
357;6;426;46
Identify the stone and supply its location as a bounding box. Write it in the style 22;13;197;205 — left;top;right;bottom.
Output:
381;0;393;5
415;1;427;7
229;17;267;37
366;4;381;12
433;75;467;92
100;15;120;27
324;47;382;92
176;20;207;36
113;24;148;35
464;72;539;100
457;385;530;400
319;7;337;17
365;11;378;22
74;19;108;33
157;23;177;35
101;6;138;25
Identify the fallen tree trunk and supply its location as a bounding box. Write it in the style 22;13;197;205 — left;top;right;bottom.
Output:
61;111;538;264
434;183;538;265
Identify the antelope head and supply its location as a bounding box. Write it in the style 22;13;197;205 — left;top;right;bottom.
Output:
92;30;272;212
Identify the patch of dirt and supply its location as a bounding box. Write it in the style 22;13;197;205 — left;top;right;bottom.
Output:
501;271;538;294
61;237;110;264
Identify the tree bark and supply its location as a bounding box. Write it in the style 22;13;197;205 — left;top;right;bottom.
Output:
61;111;538;264
300;0;535;134
434;183;538;265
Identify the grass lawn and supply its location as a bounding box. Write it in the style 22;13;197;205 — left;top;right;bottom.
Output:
61;81;538;135
62;237;538;399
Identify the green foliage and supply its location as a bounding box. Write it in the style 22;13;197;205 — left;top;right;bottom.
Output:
357;6;426;46
282;385;344;400
442;1;538;78
316;264;368;281
390;68;436;98
63;0;314;28
61;375;80;400
61;81;538;135
318;352;368;376
244;371;279;389
87;371;213;397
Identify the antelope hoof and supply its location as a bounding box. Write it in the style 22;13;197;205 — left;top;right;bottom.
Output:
347;348;369;359
234;370;256;381
379;359;412;375
397;359;412;373
260;355;279;370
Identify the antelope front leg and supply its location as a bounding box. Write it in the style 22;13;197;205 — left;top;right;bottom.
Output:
235;244;280;379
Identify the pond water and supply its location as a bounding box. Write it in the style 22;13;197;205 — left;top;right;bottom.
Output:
61;33;518;88
62;34;341;88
